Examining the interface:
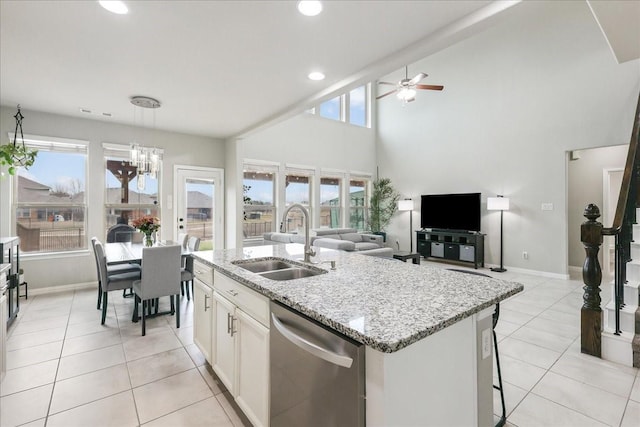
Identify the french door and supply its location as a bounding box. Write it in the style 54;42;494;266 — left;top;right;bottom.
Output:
174;166;224;251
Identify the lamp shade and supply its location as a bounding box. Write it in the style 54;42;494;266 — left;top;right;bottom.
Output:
398;199;414;211
487;197;510;211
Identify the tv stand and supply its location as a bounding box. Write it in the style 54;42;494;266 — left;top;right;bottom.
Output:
416;230;484;269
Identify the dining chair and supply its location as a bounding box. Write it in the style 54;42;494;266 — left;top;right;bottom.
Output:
93;240;141;325
91;237;141;310
447;268;506;427
180;236;201;300
132;245;182;336
106;223;136;243
177;232;189;249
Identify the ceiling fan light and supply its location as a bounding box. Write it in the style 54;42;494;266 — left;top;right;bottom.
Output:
397;88;416;101
297;1;323;17
98;1;128;15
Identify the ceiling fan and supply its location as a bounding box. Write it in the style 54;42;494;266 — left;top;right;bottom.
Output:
376;66;444;103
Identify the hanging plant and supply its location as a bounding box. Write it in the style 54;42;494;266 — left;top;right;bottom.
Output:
0;105;37;175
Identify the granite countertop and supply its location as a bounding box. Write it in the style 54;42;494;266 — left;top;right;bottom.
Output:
192;244;523;353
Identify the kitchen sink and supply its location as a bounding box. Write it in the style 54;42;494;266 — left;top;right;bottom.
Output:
233;259;297;273
232;257;327;281
259;267;326;281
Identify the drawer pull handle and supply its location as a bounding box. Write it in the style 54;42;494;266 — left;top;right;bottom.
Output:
204;294;211;311
226;289;239;297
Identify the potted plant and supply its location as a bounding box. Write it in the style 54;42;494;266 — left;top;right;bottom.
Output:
367;177;400;241
132;215;161;247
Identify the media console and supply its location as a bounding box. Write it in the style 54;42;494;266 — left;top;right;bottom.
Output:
416;230;484;269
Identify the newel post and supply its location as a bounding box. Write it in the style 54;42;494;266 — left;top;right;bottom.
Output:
581;203;603;357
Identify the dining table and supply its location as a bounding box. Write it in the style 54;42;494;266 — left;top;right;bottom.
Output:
104;240;191;265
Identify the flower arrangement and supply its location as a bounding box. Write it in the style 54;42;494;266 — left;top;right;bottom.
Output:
132;215;160;246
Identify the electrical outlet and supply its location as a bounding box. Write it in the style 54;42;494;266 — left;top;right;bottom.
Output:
522;251;528;260
481;328;491;359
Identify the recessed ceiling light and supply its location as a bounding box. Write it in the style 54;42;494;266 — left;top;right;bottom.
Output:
308;71;325;81
99;1;128;15
297;1;322;17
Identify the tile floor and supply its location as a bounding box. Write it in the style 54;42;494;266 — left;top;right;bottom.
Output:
0;262;639;426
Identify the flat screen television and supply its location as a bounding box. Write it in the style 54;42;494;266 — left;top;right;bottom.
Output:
420;192;481;232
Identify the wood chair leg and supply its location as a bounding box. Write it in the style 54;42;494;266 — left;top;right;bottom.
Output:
176;294;180;329
101;292;108;325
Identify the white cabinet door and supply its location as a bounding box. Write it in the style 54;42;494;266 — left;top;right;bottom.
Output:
193;278;213;363
213;291;236;394
235;308;270;427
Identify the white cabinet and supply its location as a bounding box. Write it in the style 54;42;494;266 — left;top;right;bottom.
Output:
213;271;270;427
1;268;8;382
192;260;214;364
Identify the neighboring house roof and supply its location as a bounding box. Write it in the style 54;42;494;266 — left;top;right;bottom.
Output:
105;188;158;205
18;175;84;204
187;191;212;209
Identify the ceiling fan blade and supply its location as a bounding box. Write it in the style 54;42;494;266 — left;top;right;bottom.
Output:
376;89;398;100
416;84;444;91
378;81;397;86
409;72;428;85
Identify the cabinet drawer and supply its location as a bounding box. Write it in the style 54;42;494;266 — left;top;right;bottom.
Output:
460;245;475;262
193;260;213;287
431;242;444;257
214;271;269;327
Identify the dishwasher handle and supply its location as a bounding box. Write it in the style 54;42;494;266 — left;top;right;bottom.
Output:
271;312;353;369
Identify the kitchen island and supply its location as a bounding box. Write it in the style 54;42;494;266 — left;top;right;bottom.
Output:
192;244;523;426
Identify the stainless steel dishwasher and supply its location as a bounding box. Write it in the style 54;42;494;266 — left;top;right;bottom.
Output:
270;301;365;427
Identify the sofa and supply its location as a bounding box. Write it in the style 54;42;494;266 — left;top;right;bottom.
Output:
263;228;393;257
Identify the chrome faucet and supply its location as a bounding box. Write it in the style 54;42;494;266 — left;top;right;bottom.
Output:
280;203;315;263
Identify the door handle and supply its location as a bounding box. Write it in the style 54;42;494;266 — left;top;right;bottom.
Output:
271;313;353;368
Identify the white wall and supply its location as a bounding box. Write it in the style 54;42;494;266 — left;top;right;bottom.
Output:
567;144;627;268
0;106;224;290
377;1;640;276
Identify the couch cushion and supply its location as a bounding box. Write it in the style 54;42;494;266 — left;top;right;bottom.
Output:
314;238;356;251
313;228;357;236
316;234;341;241
269;233;293;243
291;234;318;245
354;242;381;251
340;233;364;243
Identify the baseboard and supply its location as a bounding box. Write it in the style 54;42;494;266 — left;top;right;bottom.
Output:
27;281;96;296
484;263;570;280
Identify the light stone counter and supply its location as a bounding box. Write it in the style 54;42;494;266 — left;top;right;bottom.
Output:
192;243;523;353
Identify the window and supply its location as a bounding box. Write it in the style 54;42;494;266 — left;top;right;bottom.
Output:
349;85;368;127
243;168;276;240
320;176;342;228
349;178;369;231
14;137;88;254
104;144;161;241
284;170;312;233
319;96;343;121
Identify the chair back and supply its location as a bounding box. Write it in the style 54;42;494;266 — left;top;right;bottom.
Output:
90;237;102;281
107;224;136;243
139;245;182;300
188;236;201;251
92;239;109;288
177;233;189;249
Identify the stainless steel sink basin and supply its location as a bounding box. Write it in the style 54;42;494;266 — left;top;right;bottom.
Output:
233;259;296;273
259;267;326;281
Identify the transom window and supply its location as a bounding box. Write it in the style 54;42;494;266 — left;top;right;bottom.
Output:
314;84;370;128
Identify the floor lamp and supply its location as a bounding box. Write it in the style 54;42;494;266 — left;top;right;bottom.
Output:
488;196;510;273
398;199;414;252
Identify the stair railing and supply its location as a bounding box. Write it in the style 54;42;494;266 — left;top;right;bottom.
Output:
581;92;640;358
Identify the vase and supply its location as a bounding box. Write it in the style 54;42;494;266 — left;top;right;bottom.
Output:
144;232;153;247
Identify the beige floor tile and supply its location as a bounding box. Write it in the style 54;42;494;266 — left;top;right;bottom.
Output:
49;364;131;415
122;328;182;361
621;399;640;427
498;337;562;369
525;315;580;339
0;384;53;427
6;340;62;370
6;326;66;351
133;368;213;424
61;329;122;357
631;374;640;402
185;343;207;367
127;347;195;388
492;380;527;417
175;325;194;346
0;359;58;397
47;390;139;427
57;343;125;381
65;317;119;339
198;364;227;395
498;308;535;326
9;314;69;336
551;352;637;398
68;309;102;325
118;318;172;341
143;396;233;426
501;300;547;316
18;306;71;322
216;391;253;427
18;418;47;427
509;325;575;352
493;319;521;337
533;371;627;426
509;393;606;427
493;354;546;391
537;307;581;326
